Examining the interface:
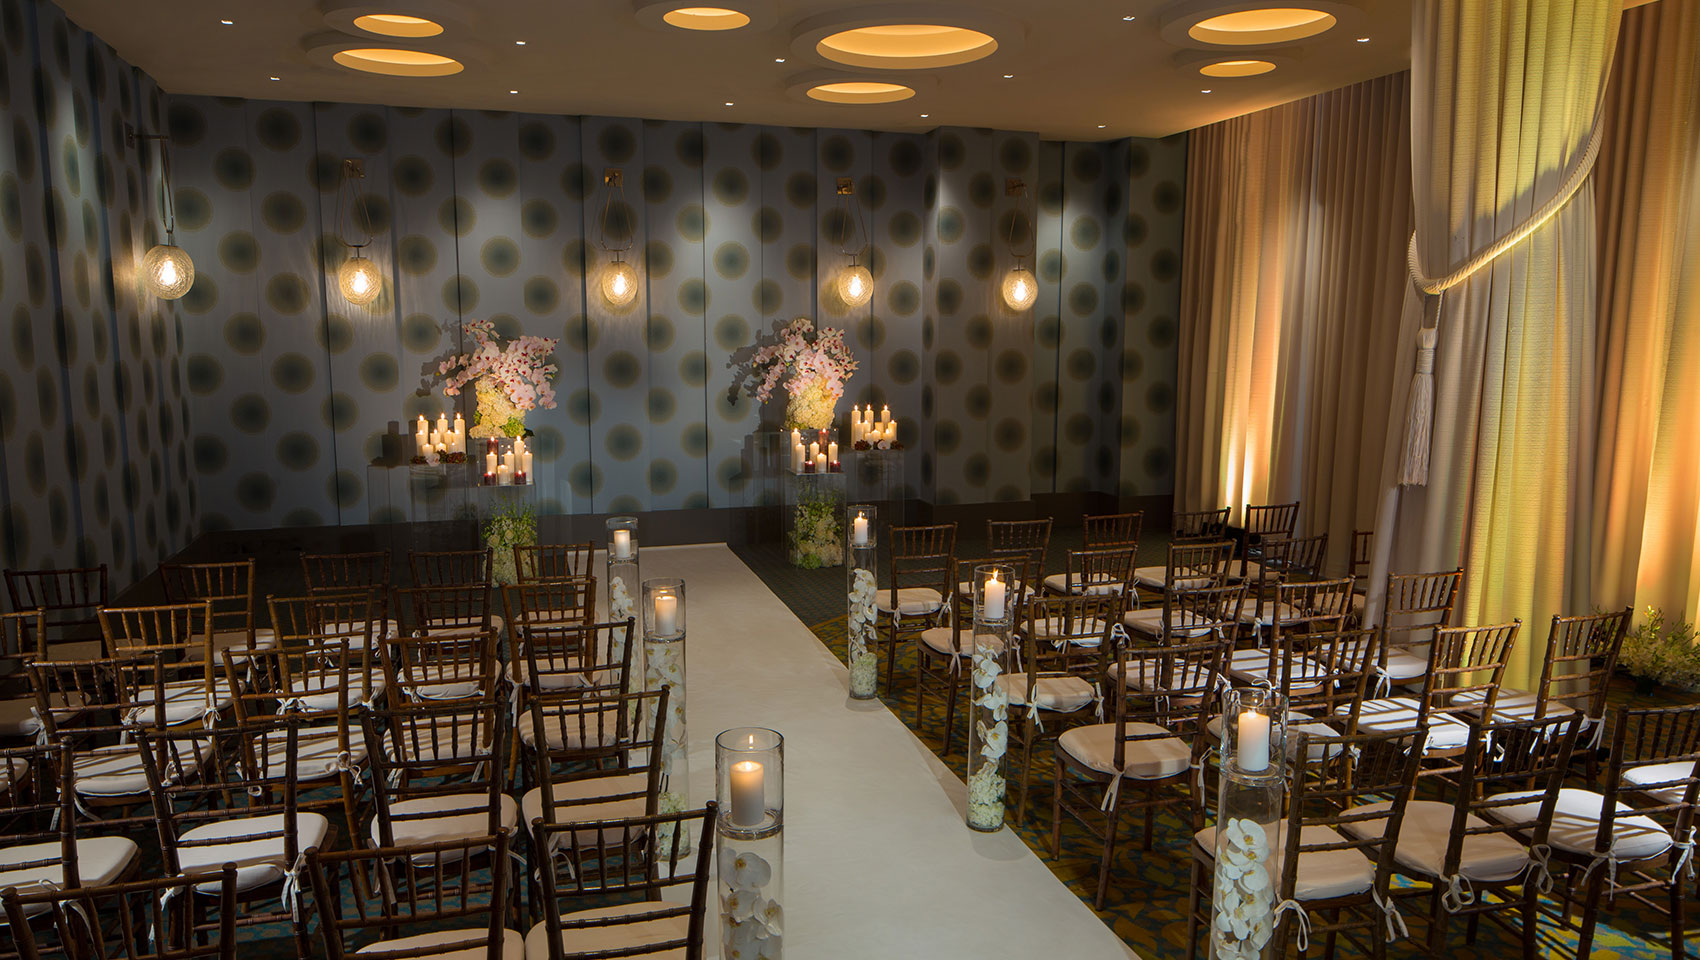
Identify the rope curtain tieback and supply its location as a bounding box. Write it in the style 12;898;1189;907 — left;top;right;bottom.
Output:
1398;106;1607;487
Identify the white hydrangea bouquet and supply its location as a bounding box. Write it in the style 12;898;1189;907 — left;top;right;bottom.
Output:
740;317;857;430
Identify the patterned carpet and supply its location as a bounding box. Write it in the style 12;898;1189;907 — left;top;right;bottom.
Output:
740;537;1697;960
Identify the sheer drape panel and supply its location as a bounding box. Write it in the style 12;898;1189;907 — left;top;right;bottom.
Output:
1378;0;1619;687
1175;74;1411;564
1591;0;1700;625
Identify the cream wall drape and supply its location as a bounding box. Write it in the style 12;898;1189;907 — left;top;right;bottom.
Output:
1592;0;1700;624
1372;0;1620;685
1175;74;1411;568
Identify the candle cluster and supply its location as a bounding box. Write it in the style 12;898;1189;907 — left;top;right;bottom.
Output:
851;404;898;444
482;436;534;486
415;412;466;461
789;428;841;474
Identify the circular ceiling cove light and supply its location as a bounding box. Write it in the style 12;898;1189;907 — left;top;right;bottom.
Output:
817;24;998;69
352;13;444;38
662;6;752;30
1199;58;1276;76
807;80;916;104
332;48;464;76
1188;8;1335;44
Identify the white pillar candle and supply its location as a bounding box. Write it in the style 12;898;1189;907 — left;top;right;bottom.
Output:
654;594;678;636
984;570;1006;621
851;419;863;443
612;529;633;560
792;442;805;472
485;451;496;474
828;441;838;462
852;511;869;547
730;759;765;827
809;441;820;462
815;452;828;473
791;428;801;448
436;413;449;439
881;404;891;425
452;413;464;447
522;451;533;475
498;464;511;485
1237;709;1271;773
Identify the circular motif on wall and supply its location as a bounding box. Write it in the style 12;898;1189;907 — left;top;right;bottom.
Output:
605;423;642;461
261;191;305;233
478;158;517;197
522;199;557;238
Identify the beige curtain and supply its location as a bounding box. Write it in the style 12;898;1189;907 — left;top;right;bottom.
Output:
1592;0;1700;624
1374;0;1620;685
1175;74;1412;567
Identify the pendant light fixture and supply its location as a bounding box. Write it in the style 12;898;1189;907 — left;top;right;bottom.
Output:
335;158;383;305
129;129;194;300
1000;177;1037;311
834;177;873;307
597;168;639;307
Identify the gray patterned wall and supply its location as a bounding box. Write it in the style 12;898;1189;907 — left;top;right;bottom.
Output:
0;0;196;586
164;98;1186;531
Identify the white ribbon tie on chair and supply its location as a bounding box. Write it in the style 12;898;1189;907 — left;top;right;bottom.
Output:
1272;898;1311;952
1371;889;1409;941
1440;873;1475;912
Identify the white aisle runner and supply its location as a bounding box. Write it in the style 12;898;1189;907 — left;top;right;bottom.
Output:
632;544;1140;959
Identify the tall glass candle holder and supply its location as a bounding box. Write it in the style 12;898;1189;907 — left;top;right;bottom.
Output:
1211;687;1288;960
605;517;640;675
844;504;879;699
642;578;690;851
717;728;784;960
966;562;1014;831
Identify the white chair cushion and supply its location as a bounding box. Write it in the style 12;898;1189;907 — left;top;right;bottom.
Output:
1342;698;1470;751
423;616;505;639
507;658;597;692
1341;799;1530;883
1379;646;1430;682
1623;761;1699;806
958;579;1027;599
1206;711;1341;761
520;772;650;829
1226;649;1328;691
1194;820;1372;900
1132;566;1213;591
918;626;1002;658
1228;560;1267;583
213;627;277;660
291;676;387;711
179;812;330;892
1027;617;1110;646
73;744;198;797
1484;788;1673;861
995;674;1095;713
1121;607;1219;639
0;692;85;737
875;588;945;617
390;718;498;763
518;709;623;750
1231;598;1304;627
524;902;688;960
0;836;138;913
320;619;400;643
131;678;236;725
359;927;523;960
270;726;367;780
1057;722;1191;780
373;793;519;851
1041;574;1123;597
1450;687;1558;722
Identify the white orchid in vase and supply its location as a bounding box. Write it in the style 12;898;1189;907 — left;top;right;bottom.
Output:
720;848;783;960
846;568;879;697
437;318;559;438
740;317;858;430
1213;818;1277;960
967;644;1010;829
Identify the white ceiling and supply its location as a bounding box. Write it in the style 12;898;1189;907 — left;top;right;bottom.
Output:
59;0;1417;140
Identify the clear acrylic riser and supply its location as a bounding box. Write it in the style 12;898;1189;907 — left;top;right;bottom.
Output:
782;470;846;569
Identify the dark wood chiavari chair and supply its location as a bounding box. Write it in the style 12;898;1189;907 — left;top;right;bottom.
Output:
410;548;494;587
303;834;519;959
1054;629;1230;908
1187;728;1425;960
528;805;718;960
28;652;174;831
4;564;109;660
917;557;1030;757
503;579;598;635
515;542;597;584
269;587;390;649
1121;568;1242;647
879;523;956;694
1009;593;1116;822
515;619;635;702
1083;511;1142;549
1129;539;1235;607
0;610;49;742
1236;501;1300;580
97;601;225;727
379;630;501;705
1231;534;1330;633
1;864;240;960
1375;568;1463;685
158;559;273;662
301;551;393;635
395;583;496;639
1042;546;1138;607
987;517;1053;588
1227;577;1355;685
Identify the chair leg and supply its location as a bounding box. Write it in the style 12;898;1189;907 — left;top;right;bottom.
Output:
1097;796;1122;910
884;622;898;692
941;670;960;758
1425;887;1448;957
1185;857;1204;960
1014;729;1035;824
1049;757;1065;860
1669;868;1686;960
1521;882;1539;960
914;655;928;736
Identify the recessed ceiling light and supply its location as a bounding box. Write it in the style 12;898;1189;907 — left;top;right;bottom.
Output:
806;80;916;104
1200;58;1277;77
775;57;786;62
920;113;929;118
724;101;735;106
663;6;752;31
1201;88;1213;93
816;24;999;69
331;48;464;77
219;19;233;25
1188;7;1337;45
509;89;518;94
268;76;280;81
1002;74;1014;79
515;40;526;45
1356;36;1370;42
1097;124;1107;128
352;13;444;38
1121;15;1136;20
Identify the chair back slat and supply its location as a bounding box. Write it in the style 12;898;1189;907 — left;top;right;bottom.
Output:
409;549;493;586
1380;568;1463;647
515;541;596;583
988;518;1052;576
1536;607;1631;720
304;835;511;960
396;583;493;636
0;609;46;694
503;578;597;632
1172;507;1230;542
1083;512;1141;548
889;523;957;594
4;564;108;648
1;866;241;960
1242;502;1300;538
159;559;258;640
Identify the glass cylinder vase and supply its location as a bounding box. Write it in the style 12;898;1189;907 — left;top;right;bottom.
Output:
717;728;784;960
966;563;1014;831
605;517;640;676
844;504;879;700
642;578;689;852
1211;687;1288;960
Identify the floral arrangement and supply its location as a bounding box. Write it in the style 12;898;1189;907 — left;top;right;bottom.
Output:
437;319;559;438
721;848;783;960
1212;818;1277;960
482;499;535;586
790;492;843;569
846;568;879;698
740;318;858;430
644;636;691;841
1619;606;1700;691
967;643;1009;830
852;438;904;452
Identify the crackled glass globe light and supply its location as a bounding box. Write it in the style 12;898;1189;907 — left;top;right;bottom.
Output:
143;243;194;299
338;254;383;305
837;264;873;307
1001;266;1037;311
602;260;639;306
